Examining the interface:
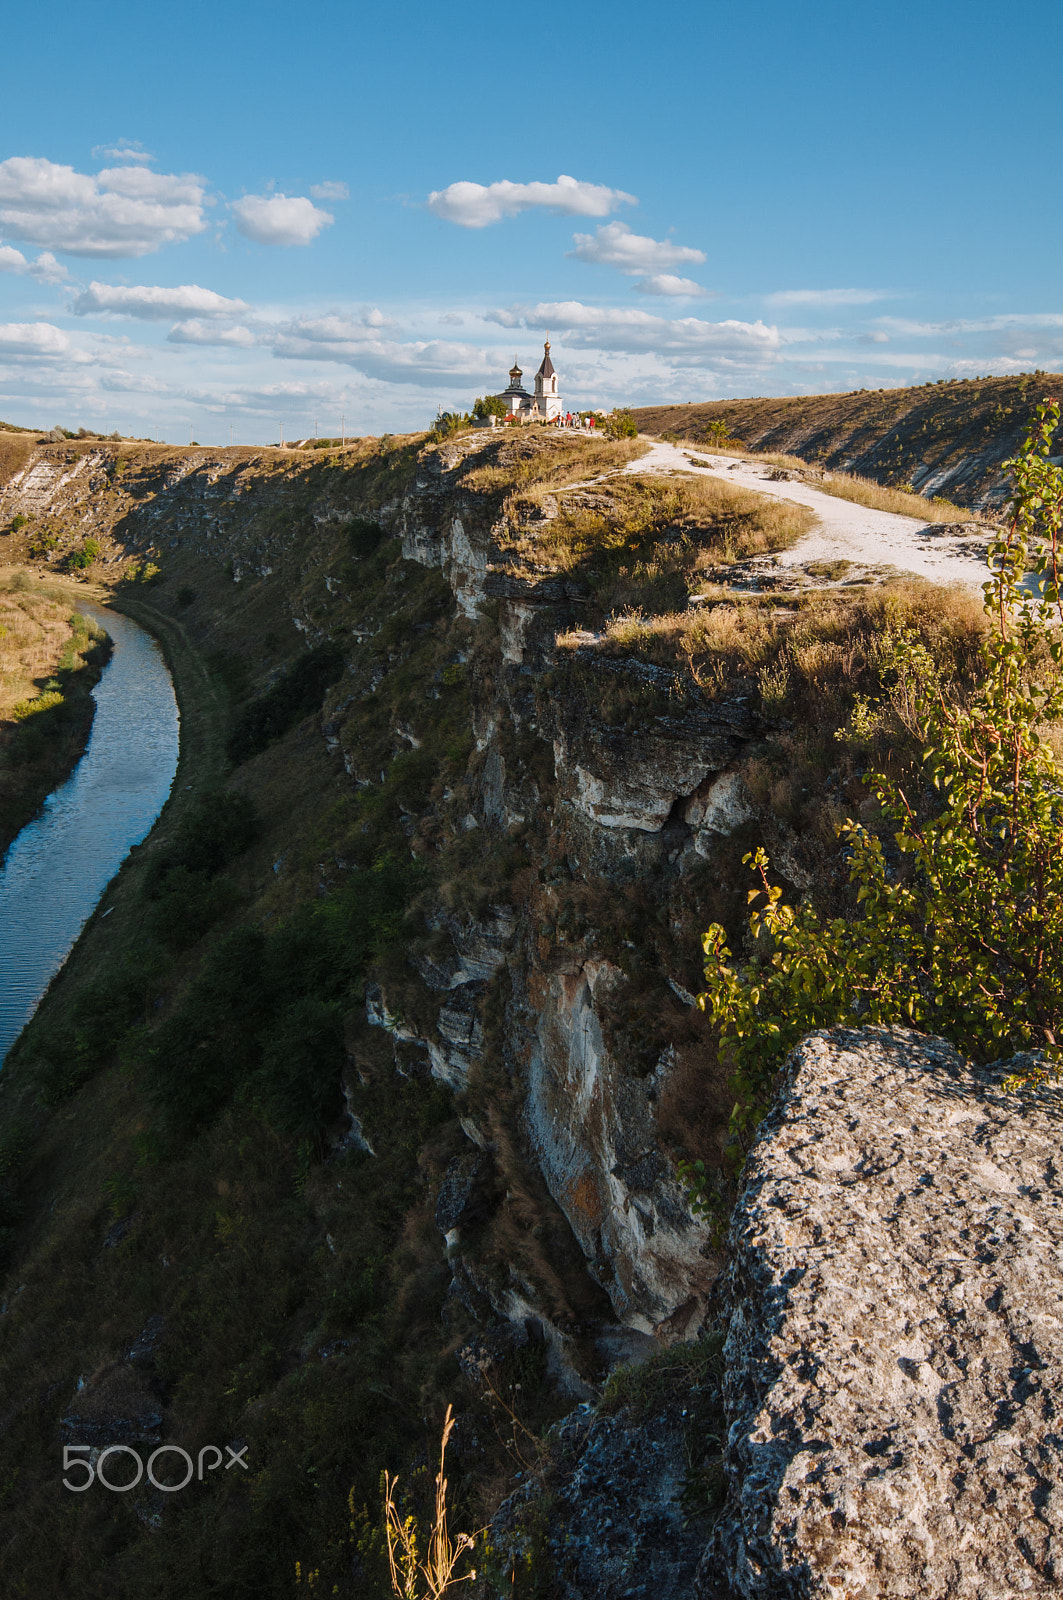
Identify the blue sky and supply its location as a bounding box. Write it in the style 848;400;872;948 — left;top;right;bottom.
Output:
0;0;1060;443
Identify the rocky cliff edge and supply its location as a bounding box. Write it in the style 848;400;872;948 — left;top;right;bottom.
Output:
699;1027;1063;1600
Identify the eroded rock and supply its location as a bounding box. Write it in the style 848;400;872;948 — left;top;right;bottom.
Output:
526;958;716;1332
703;1026;1063;1600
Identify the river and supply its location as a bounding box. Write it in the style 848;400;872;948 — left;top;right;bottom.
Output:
0;602;180;1063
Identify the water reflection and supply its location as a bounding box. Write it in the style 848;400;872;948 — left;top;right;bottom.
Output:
0;602;180;1063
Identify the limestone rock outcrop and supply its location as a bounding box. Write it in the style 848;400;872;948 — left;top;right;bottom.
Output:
526;957;716;1333
702;1027;1063;1600
494;1403;709;1600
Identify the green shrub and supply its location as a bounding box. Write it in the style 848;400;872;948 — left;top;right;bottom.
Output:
348;518;384;560
123;559;160;583
153;788;260;879
700;418;739;448
603;410;639;440
141;791;258;949
176;585;196;608
0;1119;29;1266
147;927;270;1131
471;394;508;423
227;642;346;763
65;537;100;571
685;401;1063;1174
148;854;423;1136
145;865;243;949
257;996;346;1137
11;689;64;720
27;955;166;1105
427;410;469;443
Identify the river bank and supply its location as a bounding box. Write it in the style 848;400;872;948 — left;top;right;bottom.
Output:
0;570;112;861
0;602;179;1063
0;580;239;1082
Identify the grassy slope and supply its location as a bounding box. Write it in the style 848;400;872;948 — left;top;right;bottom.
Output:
0;572;111;858
632;371;1063;508
0;431;39;492
0;434;591;1599
0;428;999;1599
0;557;453;1595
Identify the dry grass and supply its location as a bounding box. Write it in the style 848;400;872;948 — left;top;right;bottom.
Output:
0;571;110;854
563;579;987;707
558;580;994;943
0;574;86;721
0;431;37;489
508;473;815;575
635;377;1056;516
681;441;975;523
457;432;647;497
497;472;816;625
383;1405;482;1599
811;470;974;523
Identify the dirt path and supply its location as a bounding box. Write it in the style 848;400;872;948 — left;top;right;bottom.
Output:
625;439;991;590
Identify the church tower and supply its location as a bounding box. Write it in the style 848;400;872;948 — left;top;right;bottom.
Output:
533;338;561;421
492;343;562;421
501;356;531;416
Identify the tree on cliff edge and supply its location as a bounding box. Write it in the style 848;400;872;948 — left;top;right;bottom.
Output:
689;401;1063;1168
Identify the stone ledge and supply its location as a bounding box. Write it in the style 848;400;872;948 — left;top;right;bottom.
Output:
701;1025;1063;1600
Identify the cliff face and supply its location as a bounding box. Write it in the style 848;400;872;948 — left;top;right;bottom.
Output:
392;442;741;1337
1;428;1054;1598
0;428;749;1596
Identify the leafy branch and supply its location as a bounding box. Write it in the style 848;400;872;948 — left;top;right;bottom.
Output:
690;400;1063;1175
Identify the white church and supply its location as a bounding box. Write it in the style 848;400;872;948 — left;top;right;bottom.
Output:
497;339;563;422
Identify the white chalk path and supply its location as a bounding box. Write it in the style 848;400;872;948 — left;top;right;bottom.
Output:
621;439;991;591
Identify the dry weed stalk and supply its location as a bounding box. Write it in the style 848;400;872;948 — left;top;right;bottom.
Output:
474;1367;546;1477
384;1404;482;1599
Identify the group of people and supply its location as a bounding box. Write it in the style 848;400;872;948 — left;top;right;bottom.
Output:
556;411;596;430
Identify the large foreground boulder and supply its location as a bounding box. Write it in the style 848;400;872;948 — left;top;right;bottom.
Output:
701;1027;1063;1599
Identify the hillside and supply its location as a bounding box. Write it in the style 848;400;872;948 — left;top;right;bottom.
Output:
632;370;1063;511
0;423;1044;1598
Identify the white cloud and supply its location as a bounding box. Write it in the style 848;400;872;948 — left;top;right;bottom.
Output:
765;288;889;307
0;321;70;356
269;315;494;385
635;274;709;297
427;174;636;229
0;157;207;257
0;238;69;286
569;221;704;275
99;369;173;392
167;320;256;347
231;193;333;246
310;181;349;201
269;313;380;350
875;312;1063;337
29;251;69;285
439;312;464;325
0;242;70;284
92;140;155;165
73;281;250;320
488;301;779;368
